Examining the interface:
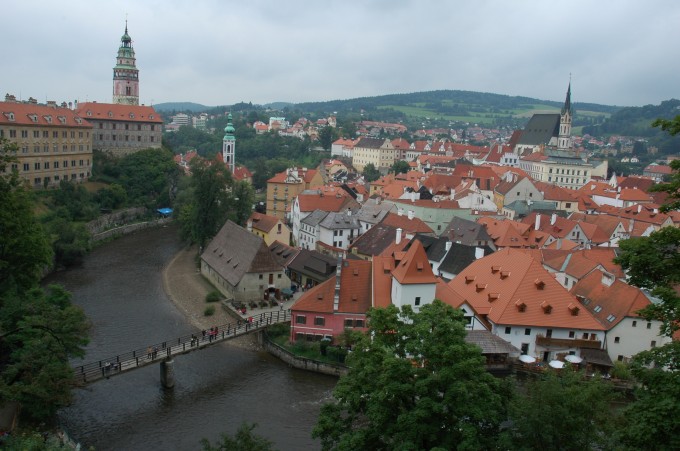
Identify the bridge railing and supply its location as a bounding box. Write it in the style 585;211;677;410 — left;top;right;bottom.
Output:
73;309;291;384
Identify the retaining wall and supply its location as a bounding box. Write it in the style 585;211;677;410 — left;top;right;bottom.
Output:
263;334;348;377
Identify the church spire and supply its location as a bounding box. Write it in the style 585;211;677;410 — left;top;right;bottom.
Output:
113;21;139;105
561;80;572;115
222;113;236;174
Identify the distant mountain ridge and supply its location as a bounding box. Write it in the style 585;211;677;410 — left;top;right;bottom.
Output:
153;102;209;113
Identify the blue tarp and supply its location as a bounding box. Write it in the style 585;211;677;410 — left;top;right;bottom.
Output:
157;208;173;216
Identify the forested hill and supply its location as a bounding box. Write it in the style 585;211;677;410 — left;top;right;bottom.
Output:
583;99;680;137
294;90;619;116
153;102;208;113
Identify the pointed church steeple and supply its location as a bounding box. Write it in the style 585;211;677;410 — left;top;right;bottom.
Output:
557;80;573;153
561;81;572;116
113;20;139;105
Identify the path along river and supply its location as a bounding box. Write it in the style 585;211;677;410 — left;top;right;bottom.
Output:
46;225;337;451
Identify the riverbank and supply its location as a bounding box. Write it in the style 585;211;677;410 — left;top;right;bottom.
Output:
162;243;261;350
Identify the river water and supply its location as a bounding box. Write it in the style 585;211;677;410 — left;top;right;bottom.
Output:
47;225;337;451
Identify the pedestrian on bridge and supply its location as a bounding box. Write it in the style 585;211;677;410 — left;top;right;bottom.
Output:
147;346;152;359
152;346;158;359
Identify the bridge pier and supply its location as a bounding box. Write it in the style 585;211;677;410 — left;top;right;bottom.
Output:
160;358;175;389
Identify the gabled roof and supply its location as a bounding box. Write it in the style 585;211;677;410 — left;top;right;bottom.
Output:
442;216;493;246
409;234;450;263
355;137;388;148
517;113;560;145
268;167;319;184
372;255;396;308
291;259;372;314
319;211;360;230
381;212;434;235
268;240;300;267
248;212;280;234
448;249;604;330
534;181;578;202
301;209;329;227
391;240;437;285
201;221;282;286
350;224;402;257
75;102;162;123
571;269;652;329
438;242;494;277
1;101;92;128
297;191;352;213
288;249;338;278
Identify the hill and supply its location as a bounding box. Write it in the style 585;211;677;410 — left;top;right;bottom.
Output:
153;102;210;113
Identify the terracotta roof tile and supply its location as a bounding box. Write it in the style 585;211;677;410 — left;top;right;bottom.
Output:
75;102;162;123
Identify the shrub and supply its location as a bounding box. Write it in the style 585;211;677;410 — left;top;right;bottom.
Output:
206;291;221;303
610;361;632;380
204;305;216;316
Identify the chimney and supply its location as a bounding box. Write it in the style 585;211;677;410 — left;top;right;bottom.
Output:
397;208;404;216
246;219;253;232
601;272;614;287
535;213;541;230
445;241;452;252
550;213;557;225
396;228;403;245
637;205;642;213
475;247;485;260
556;238;562;250
411;191;416;203
333;255;343;312
407;210;414;220
628;219;634;233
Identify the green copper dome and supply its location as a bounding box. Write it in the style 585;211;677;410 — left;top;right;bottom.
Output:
224;113;235;138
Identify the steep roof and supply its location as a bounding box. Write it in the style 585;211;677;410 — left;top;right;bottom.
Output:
448;248;605;330
517;114;560;145
409;234;450;263
355;137;387;148
442;216;493;246
201;221;282;286
350;224;403;257
248;212;279;234
381;212;434;234
75;102;162;123
571;269;652;329
391;240;437;285
297;191;351;213
288;249;338;279
268;241;299;267
319;211;360;230
291;259;372;314
438;242;494;277
1;101;92;128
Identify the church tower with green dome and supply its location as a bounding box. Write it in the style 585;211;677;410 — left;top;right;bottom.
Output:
222;113;236;174
112;21;140;105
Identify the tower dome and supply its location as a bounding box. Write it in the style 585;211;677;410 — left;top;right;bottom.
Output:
112;20;139;105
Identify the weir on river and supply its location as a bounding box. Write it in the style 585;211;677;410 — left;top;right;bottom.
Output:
74;310;291;386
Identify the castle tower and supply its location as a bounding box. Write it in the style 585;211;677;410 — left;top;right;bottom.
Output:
557;81;573;152
222;113;236;174
112;21;139;105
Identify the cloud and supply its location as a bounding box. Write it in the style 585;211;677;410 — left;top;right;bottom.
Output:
2;0;679;107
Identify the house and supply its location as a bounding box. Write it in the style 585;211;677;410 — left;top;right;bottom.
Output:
441;217;495;249
351;137;397;172
493;173;543;210
291;188;359;244
643;163;673;182
381;211;435;236
287;249;339;290
444;248;606;361
266;167;324;220
246;212;291;246
354;199;395;234
200;221;290;303
349;224;408;260
437;243;494;280
290;259;372;342
571;269;672;363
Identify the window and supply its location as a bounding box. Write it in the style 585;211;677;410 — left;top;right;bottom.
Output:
23;163;29;171
505;326;511;334
355;319;364;328
568;331;575;338
524;328;531;336
21;130;28;138
520;343;529;355
415;297;421;306
344;319;354;328
647;322;652;329
614;337;620;343
651;340;657;348
314;317;325;326
44;162;49;169
606;314;616;323
582;333;588;339
34;162;40;170
593;305;602;313
295;315;306;325
54;161;59;169
259;274;263;280
546;329;553;338
632;320;637;327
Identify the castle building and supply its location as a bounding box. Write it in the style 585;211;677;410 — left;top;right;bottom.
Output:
74;22;162;156
0;95;93;188
222;113;235;174
112;22;139;105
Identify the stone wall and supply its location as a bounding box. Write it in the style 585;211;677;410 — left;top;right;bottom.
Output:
91;217;172;242
86;207;148;235
262;334;348;377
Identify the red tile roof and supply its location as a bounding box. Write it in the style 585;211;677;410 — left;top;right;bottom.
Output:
296;191;351;212
381;212;434;234
390;240;437;285
448;249;605;330
268;167;319;184
75;102;162;123
248;212;280;234
1;101;92;128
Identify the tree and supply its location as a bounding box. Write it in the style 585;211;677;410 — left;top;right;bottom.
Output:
228;180;255;227
389;160;410;175
0;139;53;292
651;159;680;212
614;223;680;449
313;301;511;450
652;114;680;137
318;126;338;151
361;163;380;182
178;158;232;247
502;369;618;450
200;422;275;451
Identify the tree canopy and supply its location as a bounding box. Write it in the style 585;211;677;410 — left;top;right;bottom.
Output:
200;422;275;451
361;163;380;182
313;300;510;450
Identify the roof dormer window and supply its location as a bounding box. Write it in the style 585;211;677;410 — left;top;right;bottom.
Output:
29;114;38;122
108;111;113;118
86;111;92;117
7;112;15;121
58;116;66;124
515;300;527;312
75;117;82;124
44;115;52;123
130;113;135;119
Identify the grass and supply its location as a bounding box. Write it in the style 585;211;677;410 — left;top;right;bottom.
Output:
267;324;347;365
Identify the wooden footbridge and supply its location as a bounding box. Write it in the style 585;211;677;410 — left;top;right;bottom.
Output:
72;310;291;387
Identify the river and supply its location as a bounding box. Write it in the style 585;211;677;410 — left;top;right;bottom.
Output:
47;225;337;451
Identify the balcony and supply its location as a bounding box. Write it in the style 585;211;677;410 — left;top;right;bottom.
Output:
536;335;601;349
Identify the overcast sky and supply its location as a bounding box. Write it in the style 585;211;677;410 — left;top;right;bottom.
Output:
3;1;679;108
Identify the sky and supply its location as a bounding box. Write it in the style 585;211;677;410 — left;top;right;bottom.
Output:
3;0;680;108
